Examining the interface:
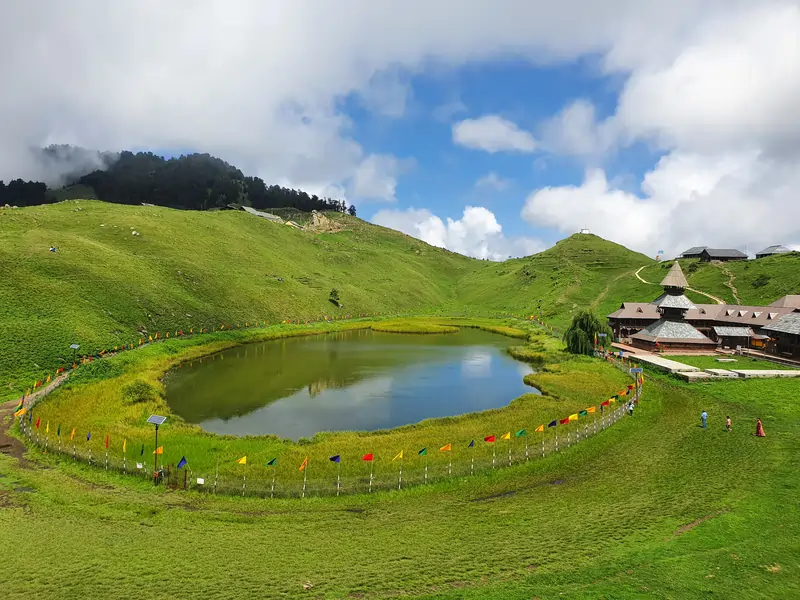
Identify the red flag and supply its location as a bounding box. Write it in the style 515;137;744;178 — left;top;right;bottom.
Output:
484;435;496;443
627;384;634;390
105;435;109;449
560;417;570;425
362;453;374;462
35;417;41;429
601;400;610;407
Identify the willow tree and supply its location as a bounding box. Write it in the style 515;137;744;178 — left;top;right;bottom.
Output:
563;310;612;356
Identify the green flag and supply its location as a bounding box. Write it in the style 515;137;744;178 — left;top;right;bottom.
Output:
418;448;427;456
515;429;527;437
266;458;277;466
579;410;588;417
57;424;61;436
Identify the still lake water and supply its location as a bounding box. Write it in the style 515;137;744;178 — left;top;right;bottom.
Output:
164;328;536;440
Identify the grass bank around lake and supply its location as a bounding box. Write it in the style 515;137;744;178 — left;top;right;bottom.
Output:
2;336;798;598
16;317;631;492
667;354;796;371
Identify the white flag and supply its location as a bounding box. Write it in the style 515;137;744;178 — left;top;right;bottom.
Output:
196;478;205;485
136;462;143;469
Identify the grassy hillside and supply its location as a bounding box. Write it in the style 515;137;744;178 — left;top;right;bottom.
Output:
639;254;800;305
458;233;657;326
0;201;476;398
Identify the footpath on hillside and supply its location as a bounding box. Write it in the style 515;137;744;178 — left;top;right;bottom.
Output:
635;265;725;304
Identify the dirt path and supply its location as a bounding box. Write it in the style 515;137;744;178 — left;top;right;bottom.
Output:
0;400;32;467
635;265;725;304
716;263;742;304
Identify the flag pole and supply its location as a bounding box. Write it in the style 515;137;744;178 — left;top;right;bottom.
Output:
541;430;545;458
302;464;307;498
336;461;341;496
123;446;127;474
214;453;219;495
398;457;403;490
369;460;373;493
242;461;247;497
492;444;496;469
470;447;474;476
271;464;276;499
424;453;428;484
555;425;559;452
507;438;512;466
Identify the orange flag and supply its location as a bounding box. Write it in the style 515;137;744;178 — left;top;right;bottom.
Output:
299;456;309;471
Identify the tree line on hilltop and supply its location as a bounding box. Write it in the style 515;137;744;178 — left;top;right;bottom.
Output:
0;146;356;215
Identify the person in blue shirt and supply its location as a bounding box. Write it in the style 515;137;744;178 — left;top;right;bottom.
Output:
701;410;708;428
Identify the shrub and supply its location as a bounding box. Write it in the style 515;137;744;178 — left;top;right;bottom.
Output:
752;275;770;288
121;379;158;405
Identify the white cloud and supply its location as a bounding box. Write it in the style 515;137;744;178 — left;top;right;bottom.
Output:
372;205;543;260
357;69;412;118
540;99;616;158
452;116;537;153
350;155;414;202
475;172;511;191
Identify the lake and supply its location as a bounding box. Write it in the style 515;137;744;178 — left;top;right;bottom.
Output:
164;328;536;440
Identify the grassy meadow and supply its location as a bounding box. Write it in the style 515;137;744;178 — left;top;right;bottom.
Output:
668;354;796;371
1;349;798;598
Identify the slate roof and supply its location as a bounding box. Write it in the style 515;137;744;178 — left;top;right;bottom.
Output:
652;292;696;310
608;302;796;327
755;245;791;257
680;246;707;256
763;313;800;336
700;248;748;259
660;262;689;289
713;326;754;337
631;319;716;344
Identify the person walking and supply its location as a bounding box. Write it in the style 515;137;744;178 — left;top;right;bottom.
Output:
755;418;766;437
628;401;634;416
701;410;708;429
726;416;732;432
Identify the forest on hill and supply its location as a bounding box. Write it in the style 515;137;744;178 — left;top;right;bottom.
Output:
0;145;354;214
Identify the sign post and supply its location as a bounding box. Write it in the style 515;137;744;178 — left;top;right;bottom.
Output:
147;415;167;485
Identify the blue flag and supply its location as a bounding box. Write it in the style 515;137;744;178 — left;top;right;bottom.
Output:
177;456;187;469
86;431;91;441
468;440;475;448
329;455;341;463
547;420;557;428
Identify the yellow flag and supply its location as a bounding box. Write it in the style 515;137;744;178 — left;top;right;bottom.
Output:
123;439;127;453
14;407;26;418
392;450;404;461
586;406;596;413
439;443;452;452
46;421;49;433
609;398;616;404
500;432;511;440
153;446;163;455
70;428;76;441
46;374;51;383
237;456;247;465
299;456;308;471
535;424;544;433
569;413;578;422
148;335;153;342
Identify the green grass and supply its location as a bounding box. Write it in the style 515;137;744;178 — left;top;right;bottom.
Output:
2;349;798;598
667;355;796;371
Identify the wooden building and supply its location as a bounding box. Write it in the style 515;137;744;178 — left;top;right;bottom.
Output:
698;248;748;262
763;314;800;359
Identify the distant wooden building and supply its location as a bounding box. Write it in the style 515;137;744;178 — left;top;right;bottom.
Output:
699;248;748;262
763;314;800;359
755;245;791;259
679;246;708;259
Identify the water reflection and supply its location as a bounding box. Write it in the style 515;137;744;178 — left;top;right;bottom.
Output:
165;328;537;440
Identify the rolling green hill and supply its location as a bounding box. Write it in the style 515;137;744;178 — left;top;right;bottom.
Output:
2;201;799;399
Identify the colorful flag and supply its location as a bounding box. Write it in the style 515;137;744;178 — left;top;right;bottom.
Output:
559;418;570;425
500;432;511;440
586;406;596;413
177;456;188;469
579;410;589;417
468;440;475;448
418;448;427;456
266;458;277;466
46;422;50;434
56;424;61;436
237;456;247;465
329;455;341;463
86;431;91;441
299;456;308;471
569;414;578;422
484;435;496;443
548;420;557;428
14;398;23;412
105;434;109;449
601;400;610;407
439;443;452;452
609;398;616;404
35;417;41;429
14;407;26;418
515;429;527;437
392;451;403;461
122;439;127;453
70;428;76;441
535;424;545;433
361;453;373;462
140;443;144;456
152;446;163;455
